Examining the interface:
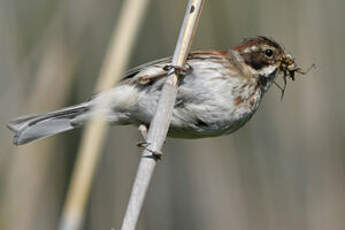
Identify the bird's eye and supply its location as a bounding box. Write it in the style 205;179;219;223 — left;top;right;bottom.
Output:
265;49;273;57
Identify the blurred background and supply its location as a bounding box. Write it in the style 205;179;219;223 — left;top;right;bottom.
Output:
1;0;345;229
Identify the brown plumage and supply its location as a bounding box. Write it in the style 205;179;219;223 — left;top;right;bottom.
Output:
7;37;305;145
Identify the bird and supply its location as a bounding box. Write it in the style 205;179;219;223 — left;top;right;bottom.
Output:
7;36;306;145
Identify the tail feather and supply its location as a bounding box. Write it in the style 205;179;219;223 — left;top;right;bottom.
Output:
7;103;89;145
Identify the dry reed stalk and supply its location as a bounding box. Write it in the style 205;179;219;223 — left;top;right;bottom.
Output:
58;0;150;229
120;1;205;230
4;40;76;230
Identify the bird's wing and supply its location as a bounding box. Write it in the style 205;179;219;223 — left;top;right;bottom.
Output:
120;57;172;84
119;50;229;85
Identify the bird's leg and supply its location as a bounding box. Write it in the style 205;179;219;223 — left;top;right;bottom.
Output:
136;124;162;160
138;124;148;139
136;124;149;147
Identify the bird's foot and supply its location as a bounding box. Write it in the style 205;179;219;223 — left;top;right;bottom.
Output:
163;63;193;76
137;124;162;160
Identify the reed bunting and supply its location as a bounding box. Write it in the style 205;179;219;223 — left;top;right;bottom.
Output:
8;36;308;145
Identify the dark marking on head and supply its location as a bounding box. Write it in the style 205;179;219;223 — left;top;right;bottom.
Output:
234;36;283;52
233;36;285;71
241;51;270;70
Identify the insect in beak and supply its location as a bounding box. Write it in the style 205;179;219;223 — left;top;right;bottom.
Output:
274;54;315;100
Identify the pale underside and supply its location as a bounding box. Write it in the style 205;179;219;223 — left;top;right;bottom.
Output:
83;52;266;138
7;51;278;145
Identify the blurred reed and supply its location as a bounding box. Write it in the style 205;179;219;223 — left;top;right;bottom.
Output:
120;1;205;229
1;2;79;228
58;0;151;229
1;0;345;230
3;36;77;230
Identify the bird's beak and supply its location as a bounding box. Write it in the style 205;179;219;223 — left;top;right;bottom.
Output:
284;54;299;72
279;54;305;81
274;54;314;100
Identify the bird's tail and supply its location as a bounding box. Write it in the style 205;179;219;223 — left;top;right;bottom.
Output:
7;103;90;145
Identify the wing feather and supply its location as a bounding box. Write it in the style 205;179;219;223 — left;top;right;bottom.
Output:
121;57;172;82
119;50;230;85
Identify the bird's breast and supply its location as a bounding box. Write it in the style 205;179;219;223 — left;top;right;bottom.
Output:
168;74;262;138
